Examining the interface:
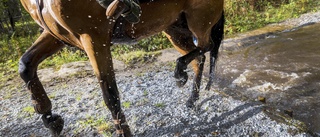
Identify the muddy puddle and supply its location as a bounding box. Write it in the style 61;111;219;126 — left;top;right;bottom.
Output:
217;23;320;134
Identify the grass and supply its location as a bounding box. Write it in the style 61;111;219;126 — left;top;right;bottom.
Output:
38;48;88;70
115;50;161;65
154;103;165;108
22;106;35;115
225;0;320;35
143;90;148;96
122;101;131;109
77;116;113;136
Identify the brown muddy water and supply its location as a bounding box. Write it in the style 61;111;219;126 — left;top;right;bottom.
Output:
217;23;320;135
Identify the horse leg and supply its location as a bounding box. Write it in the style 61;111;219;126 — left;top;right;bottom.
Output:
205;12;225;90
80;34;131;137
164;23;206;108
19;31;65;136
175;48;206;108
165;8;223;108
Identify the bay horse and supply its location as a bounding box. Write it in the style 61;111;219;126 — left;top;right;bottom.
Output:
18;0;224;136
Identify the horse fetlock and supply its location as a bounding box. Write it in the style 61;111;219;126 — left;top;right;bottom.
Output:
113;120;132;137
174;58;188;79
32;101;52;114
111;111;132;137
174;61;188;87
42;114;64;136
113;125;132;137
175;72;188;87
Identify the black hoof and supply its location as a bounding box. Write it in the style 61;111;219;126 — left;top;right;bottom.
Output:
42;114;64;136
175;72;188;87
186;94;199;108
186;99;195;108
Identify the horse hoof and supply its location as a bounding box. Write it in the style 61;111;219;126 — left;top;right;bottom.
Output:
175;72;188;87
186;94;199;108
186;99;195;108
42;114;64;136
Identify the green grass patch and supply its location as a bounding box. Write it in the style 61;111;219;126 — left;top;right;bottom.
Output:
22;106;35;114
225;0;320;35
77;116;113;136
115;50;161;65
143;90;148;96
122;101;131;109
38;48;88;70
154;103;165;108
111;33;171;56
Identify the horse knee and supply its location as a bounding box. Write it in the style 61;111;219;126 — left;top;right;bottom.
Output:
18;55;35;82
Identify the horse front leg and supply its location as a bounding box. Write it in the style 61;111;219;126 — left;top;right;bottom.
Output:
80;34;131;137
18;31;65;136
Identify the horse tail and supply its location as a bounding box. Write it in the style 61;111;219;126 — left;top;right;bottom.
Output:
205;11;225;90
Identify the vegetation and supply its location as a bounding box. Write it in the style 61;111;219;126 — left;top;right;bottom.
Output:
225;0;320;34
154;103;166;108
122;101;132;108
77;116;113;136
22;106;35;115
0;0;319;84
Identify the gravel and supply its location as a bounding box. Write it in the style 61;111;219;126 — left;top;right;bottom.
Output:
0;61;311;137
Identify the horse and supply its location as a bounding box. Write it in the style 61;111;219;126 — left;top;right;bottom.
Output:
18;0;224;136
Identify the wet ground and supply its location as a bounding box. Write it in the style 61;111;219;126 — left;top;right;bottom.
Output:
217;23;320;135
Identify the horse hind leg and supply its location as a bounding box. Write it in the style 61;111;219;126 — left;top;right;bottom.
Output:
19;31;65;136
206;12;225;90
166;9;224;107
164;21;205;108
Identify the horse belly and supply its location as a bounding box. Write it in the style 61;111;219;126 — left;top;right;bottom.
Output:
128;0;186;39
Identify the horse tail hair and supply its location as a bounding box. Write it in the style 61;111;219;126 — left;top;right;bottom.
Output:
205;11;225;90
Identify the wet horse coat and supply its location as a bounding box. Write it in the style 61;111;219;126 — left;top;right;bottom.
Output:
19;0;224;136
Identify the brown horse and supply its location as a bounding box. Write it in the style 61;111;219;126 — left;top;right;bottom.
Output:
19;0;224;136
